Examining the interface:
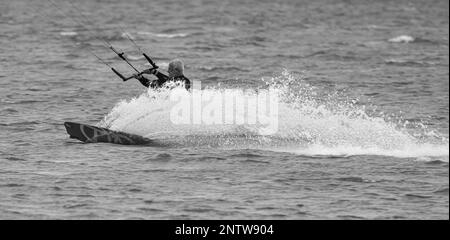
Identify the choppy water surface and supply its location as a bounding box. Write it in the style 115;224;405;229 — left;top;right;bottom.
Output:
0;0;448;219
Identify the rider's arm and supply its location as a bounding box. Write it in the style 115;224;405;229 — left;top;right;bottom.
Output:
146;69;169;88
136;75;151;88
135;69;169;88
154;71;169;86
182;76;191;90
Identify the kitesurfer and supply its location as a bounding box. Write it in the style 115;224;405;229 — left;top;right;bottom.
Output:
135;59;191;90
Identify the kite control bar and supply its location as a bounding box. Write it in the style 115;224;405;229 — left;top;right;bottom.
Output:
111;66;158;82
110;50;159;82
143;53;158;69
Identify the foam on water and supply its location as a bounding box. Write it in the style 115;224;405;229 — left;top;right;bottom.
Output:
98;70;449;159
388;35;415;43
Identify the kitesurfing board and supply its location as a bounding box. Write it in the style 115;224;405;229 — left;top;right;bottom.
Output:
64;122;153;145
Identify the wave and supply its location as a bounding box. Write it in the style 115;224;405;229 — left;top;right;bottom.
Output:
137;31;189;38
125;54;144;61
60;31;78;37
388;35;415;43
273;144;449;160
194;65;250;72
98;70;449;159
121;32;135;40
384;59;430;67
387;35;440;45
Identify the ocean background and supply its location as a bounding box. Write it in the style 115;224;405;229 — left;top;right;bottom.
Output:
0;0;448;219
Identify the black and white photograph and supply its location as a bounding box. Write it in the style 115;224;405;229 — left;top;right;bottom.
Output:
0;0;448;223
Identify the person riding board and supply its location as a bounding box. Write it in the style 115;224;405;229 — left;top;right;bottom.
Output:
134;59;191;90
108;49;190;90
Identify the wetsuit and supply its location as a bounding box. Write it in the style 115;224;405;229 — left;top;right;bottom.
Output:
136;70;191;90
